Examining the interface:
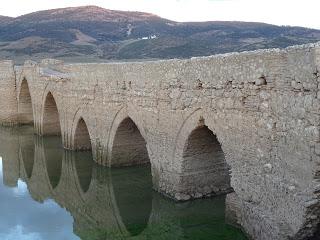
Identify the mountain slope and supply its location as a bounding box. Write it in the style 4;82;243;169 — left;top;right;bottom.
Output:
0;16;13;24
0;6;319;63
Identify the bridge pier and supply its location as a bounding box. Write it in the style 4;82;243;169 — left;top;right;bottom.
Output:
0;61;18;125
0;127;20;187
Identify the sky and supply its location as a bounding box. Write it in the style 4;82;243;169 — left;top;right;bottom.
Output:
0;0;319;29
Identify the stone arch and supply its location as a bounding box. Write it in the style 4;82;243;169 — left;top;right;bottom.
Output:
42;91;61;136
106;107;149;167
173;109;232;200
18;78;34;124
68;118;95;195
73;117;92;151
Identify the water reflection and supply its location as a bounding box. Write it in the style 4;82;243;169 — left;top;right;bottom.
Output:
74;151;93;193
111;166;153;236
43;136;63;189
19;134;34;179
0;126;247;239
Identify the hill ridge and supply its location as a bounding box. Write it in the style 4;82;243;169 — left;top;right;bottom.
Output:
0;5;319;64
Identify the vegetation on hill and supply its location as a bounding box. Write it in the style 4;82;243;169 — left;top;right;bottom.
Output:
0;6;319;63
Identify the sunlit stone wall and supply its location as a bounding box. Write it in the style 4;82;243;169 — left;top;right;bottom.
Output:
0;60;18;125
0;42;319;239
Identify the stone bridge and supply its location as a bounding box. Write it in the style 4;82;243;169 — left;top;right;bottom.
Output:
0;42;319;239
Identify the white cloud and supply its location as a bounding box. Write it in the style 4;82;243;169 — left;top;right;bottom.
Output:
12;180;28;197
0;225;42;240
0;0;319;29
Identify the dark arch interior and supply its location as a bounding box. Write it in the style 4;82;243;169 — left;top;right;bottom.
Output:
111;117;149;167
74;118;92;151
44;136;63;189
18;79;34;125
43;92;61;136
112;165;153;236
181;125;231;197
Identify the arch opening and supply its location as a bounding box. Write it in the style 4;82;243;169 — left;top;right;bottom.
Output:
180;125;231;198
73;118;93;192
18;79;34;125
74;118;92;151
111;117;149;167
43;92;61;136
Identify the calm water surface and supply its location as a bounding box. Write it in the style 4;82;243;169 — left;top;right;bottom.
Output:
0;126;247;240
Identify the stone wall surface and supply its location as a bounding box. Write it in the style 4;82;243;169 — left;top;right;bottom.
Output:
0;42;319;239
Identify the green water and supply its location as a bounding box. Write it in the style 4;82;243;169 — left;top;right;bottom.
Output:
0;126;247;240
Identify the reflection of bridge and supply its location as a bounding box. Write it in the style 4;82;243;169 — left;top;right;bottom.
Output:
0;127;242;240
0;42;319;239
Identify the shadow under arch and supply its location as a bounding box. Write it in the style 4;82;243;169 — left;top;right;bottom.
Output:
73;117;92;151
18;78;34;125
42;91;61;136
173;110;232;200
110;116;150;167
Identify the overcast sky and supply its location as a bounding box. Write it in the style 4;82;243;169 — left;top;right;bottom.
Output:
0;0;319;29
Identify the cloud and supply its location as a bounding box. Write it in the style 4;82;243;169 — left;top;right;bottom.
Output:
12;180;28;197
0;178;79;240
0;225;42;240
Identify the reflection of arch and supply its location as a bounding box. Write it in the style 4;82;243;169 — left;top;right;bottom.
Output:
173;110;231;199
107;108;149;167
18;78;34;124
73;151;93;193
110;165;153;236
43;136;63;189
51;151;91;209
25;136;56;202
19;136;35;179
15;128;153;239
73;117;92;151
42;92;61;136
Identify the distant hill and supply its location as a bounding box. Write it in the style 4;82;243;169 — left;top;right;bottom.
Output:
0;6;319;63
0;16;13;24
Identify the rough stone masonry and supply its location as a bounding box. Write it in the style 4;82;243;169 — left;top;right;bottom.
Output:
0;42;319;240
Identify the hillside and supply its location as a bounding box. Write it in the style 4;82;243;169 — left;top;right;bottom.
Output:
0;6;320;63
0;16;13;24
